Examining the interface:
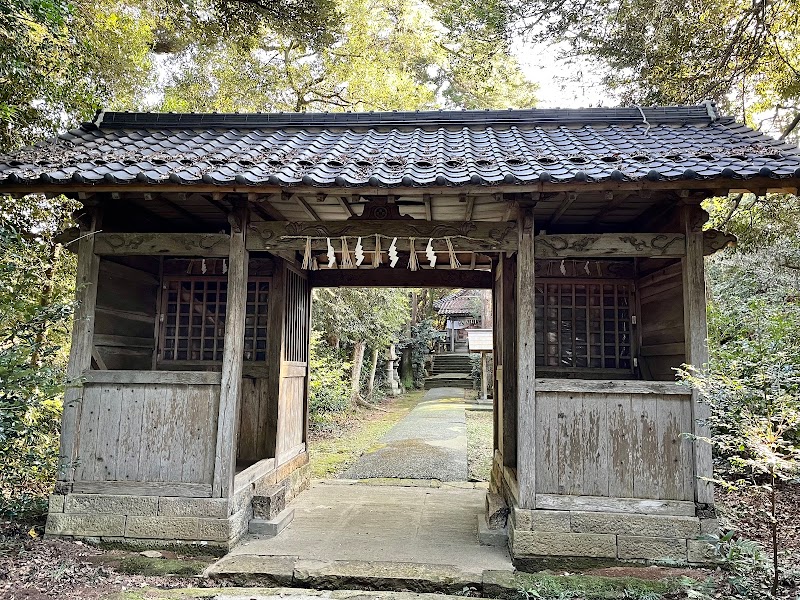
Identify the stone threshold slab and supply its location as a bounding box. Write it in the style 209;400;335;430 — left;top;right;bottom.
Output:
206;556;512;594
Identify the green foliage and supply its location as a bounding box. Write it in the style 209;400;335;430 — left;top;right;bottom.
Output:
508;0;800;135
516;572;678;599
0;195;76;519
398;318;444;388
308;331;351;428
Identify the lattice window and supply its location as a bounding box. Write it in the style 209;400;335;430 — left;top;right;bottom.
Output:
535;280;633;371
283;269;310;363
160;277;269;362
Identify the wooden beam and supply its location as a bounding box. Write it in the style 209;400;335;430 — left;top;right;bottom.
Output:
213;202;249;498
703;228;737;255
681;204;714;507
464;195;475;221
424;194;432;221
294;194;319;220
338;196;356;218
247;220;518;253
310;267;493;288
549;192;576;226
591;191;631;222
535;233;685;258
58;209;101;489
516;206;536;509
94;233;230;256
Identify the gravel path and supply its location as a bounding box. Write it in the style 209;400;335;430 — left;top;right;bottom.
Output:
341;388;468;481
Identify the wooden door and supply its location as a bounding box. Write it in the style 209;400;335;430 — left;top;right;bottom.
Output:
275;264;311;464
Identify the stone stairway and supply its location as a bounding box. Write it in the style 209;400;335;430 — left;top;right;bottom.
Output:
425;353;473;389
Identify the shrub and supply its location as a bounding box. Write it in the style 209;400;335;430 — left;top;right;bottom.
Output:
308;332;351;429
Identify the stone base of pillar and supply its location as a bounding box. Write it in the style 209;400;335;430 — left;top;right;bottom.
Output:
45;453;311;552
491;454;718;567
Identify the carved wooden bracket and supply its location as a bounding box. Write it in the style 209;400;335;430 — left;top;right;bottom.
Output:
94;233;231;256
535;233;686;258
702;229;737;255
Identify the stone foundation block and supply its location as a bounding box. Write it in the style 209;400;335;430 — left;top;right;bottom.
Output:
48;494;65;513
700;518;719;535
571;512;700;538
252;486;286;520
486;492;509;529
617;536;687;561
159;497;228;518
46;513;126;537
513;508;570;532
511;528;617;558
688;540;717;564
250;507;294;537
125;516;199;540
64;494;158;516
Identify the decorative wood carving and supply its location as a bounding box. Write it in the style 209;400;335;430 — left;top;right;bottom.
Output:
247;220;519;252
702;228;737;255
94;233;231;256
350;197;413;220
535;233;686;258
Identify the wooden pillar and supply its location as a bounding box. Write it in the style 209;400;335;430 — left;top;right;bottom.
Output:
212;202;249;498
58;208;101;489
681;204;714;506
501;252;517;467
516;207;536;508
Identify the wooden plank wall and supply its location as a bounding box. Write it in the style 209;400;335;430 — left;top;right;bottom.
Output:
237;376;272;464
93;257;159;370
637;262;686;380
74;381;220;487
535;389;694;501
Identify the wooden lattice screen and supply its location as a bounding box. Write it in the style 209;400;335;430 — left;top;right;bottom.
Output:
160;277;269;362
283;269;310;363
534;279;633;372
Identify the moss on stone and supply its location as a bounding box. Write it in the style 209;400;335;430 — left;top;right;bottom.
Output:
513;572;685;599
116;555;208;576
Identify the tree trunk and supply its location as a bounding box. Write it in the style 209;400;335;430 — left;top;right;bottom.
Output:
366;346;380;398
31;242;61;366
350;340;366;400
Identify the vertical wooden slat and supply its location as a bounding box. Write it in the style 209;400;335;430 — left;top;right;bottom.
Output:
582;392;609;496
75;385;101;481
608;393;634;498
516;205;536;508
59;212;101;486
213;203;249;497
117;385;144;481
632;393;659;499
535;391;559;494
682;204;714;505
98;384;123;480
265;260;286;459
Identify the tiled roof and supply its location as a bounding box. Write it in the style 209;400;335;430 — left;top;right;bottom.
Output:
435;289;482;316
2;104;799;189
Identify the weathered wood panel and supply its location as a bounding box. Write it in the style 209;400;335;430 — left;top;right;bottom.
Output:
237;377;273;464
93;258;158;370
276;370;306;463
74;380;220;486
535;388;694;501
637;262;685;381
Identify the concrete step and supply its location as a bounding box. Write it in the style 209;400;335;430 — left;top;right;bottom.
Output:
206;556;488;594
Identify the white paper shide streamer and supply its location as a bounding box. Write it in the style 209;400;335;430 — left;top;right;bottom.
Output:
425;238;436;267
354;237;365;266
326;237;336;268
388;237;399;267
